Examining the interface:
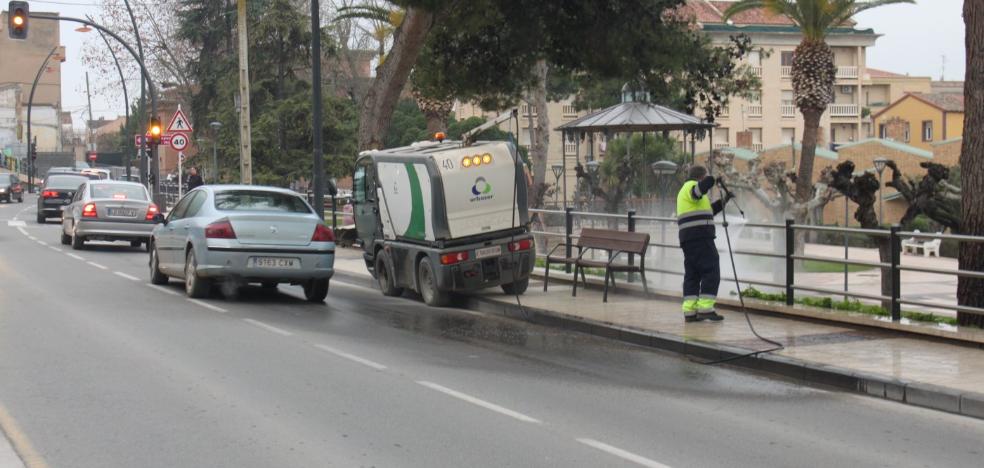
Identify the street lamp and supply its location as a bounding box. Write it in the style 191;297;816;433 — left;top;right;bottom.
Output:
874;157;888;225
551;164;564;206
210;121;222;183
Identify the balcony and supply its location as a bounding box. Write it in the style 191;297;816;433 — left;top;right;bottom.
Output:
745;104;763;118
718;106;730;118
829;103;860;117
749;66;762;77
751;143;763;152
561;105;578;120
714;142;731;150
780;104;796;118
780;66;792;78
836;66;859;79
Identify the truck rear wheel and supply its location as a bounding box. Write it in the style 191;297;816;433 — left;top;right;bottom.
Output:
501;277;529;295
417;257;450;307
376;253;404;297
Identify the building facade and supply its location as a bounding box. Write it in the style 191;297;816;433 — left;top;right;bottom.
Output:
872;92;964;152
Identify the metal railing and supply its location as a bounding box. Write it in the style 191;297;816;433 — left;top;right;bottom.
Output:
530;208;984;321
836;65;859;79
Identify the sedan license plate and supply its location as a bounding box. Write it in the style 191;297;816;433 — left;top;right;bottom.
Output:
108;208;137;217
475;245;502;260
248;257;300;269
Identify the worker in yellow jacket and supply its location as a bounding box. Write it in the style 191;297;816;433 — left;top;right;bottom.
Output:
676;165;732;322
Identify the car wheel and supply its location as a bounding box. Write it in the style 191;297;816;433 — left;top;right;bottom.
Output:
376;252;404;297
501;277;530;295
417;257;450;307
130;240;142;248
184;249;211;298
303;278;330;303
71;231;85;250
261;281;278;290
17;196;23;203
36;213;45;224
60;231;71;245
149;245;169;285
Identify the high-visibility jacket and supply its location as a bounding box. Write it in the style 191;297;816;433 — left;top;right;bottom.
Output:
676;178;723;244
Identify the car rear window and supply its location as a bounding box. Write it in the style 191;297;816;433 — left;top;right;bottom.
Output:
90;184;148;200
45;175;89;190
214;190;312;214
0;178;11;187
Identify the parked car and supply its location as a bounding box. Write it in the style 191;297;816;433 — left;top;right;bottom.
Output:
0;173;24;203
61;181;160;250
37;174;90;223
149;186;336;302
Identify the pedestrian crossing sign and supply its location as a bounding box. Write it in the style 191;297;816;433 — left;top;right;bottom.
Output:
165;105;193;133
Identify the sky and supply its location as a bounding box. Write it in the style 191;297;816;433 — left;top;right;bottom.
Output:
34;0;969;127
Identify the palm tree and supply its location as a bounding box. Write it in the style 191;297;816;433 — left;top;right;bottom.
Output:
723;0;914;203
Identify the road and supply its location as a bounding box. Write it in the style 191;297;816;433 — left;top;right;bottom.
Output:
1;196;982;468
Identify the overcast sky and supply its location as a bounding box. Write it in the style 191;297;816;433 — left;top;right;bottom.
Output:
41;0;968;126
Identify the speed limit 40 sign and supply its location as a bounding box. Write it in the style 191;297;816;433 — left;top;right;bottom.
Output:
170;133;189;151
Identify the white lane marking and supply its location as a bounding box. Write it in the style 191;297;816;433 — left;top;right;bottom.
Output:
188;298;227;313
242;318;293;336
416;381;541;424
66;253;84;261
27;236;36;241
314;344;387;370
36;240;47;246
16;227;27;236
147;284;181;296
86;261;108;270
47;246;62;253
114;271;140;281
6;220;25;227
576;439;672;468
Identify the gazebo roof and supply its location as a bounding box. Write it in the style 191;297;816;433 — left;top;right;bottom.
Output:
556;101;714;133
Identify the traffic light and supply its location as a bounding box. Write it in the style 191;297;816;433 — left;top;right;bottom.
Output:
30;139;37;161
8;1;28;40
148;117;162;145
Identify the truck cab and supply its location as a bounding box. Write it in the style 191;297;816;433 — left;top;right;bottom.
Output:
353;139;534;306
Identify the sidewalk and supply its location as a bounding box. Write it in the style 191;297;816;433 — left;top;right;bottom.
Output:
331;248;984;419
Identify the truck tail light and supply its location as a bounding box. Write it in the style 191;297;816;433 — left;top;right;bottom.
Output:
205;219;237;239
508;239;532;252
42;190;58;198
312;224;335;242
145;203;159;221
82;202;98;218
440;251;469;265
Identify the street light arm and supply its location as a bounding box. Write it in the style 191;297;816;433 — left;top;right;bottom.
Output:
25;45;59;192
87;14;131;177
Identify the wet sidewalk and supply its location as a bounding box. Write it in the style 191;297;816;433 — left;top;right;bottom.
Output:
331;248;984;418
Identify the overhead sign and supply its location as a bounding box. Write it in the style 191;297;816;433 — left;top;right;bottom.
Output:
165;105;193;133
170;133;189;151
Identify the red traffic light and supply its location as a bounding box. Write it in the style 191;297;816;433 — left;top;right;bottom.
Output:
8;1;28;40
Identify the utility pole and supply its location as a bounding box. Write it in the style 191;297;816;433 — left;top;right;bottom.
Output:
85;72;95;153
311;0;324;218
237;0;253;184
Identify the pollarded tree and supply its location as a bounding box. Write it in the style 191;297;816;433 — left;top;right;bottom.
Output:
723;0;915;204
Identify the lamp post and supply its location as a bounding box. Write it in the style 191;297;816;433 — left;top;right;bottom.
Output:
874;157;888;226
551;164;563;207
210;121;222;183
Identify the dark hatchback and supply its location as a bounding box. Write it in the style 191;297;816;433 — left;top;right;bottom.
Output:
38;174;90;223
0;173;24;203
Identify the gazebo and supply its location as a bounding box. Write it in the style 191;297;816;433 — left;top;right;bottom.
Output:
554;84;716;208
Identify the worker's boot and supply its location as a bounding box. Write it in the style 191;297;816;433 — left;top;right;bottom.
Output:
696;311;724;322
684;314;704;323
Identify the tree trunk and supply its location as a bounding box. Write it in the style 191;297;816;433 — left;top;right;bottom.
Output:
530;59;550;208
796;108;823;203
357;7;434;151
424;113;447;135
958;0;984;328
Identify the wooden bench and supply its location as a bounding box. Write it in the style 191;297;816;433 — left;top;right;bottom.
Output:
543;228;650;302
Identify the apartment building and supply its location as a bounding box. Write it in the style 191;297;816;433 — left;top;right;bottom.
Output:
872;92;964;152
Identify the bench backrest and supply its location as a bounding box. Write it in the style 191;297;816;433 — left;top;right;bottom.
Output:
576;228;650;255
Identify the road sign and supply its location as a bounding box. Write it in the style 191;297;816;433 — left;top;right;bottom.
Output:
135;134;172;146
87;151;98;162
165;105;193;133
170;133;189;151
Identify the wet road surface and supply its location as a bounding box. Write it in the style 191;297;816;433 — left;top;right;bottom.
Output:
1;198;983;467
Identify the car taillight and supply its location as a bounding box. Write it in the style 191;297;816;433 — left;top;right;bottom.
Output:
440;251;469;265
205;219;237;239
42;190;58;198
311;224;335;242
145;203;159;221
82;203;97;218
508;239;532;252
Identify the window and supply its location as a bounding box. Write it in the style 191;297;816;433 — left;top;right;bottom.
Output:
717;128;729;143
184;191;208;218
354;165;366;203
168;192;196;221
748;51;761;67
750;128;763;144
781;128;796;145
781;90;794;106
44;175;89;190
922;120;933;142
214;190;312;214
903;122;911;142
564;140;577;156
90;184;148;200
781;51;795;66
879;124;886;139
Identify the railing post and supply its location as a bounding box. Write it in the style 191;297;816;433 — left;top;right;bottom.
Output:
564;207;574;273
785;219;795;306
627;209;636;283
890;225;902;321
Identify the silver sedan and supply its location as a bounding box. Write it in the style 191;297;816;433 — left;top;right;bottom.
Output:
148;185;335;302
62;180;160;250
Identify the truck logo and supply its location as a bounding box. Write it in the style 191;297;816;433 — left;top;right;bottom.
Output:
470;177;493;202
